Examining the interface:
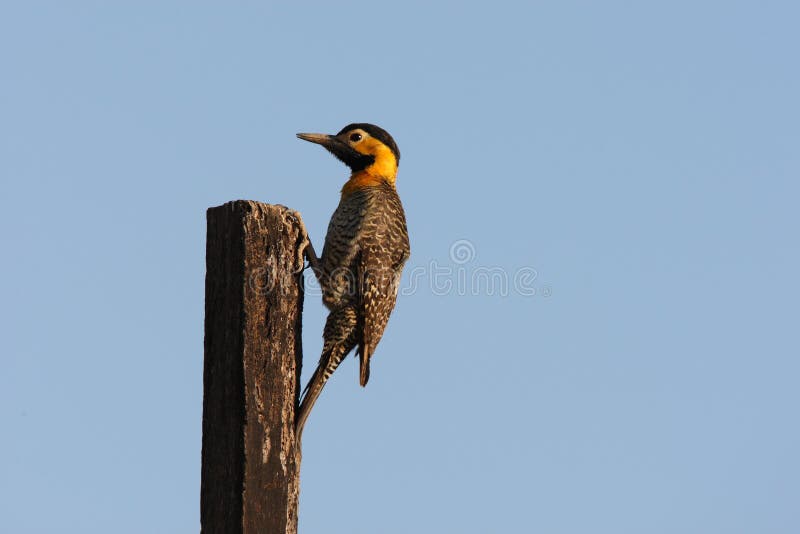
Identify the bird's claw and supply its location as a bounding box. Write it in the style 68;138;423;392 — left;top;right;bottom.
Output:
286;209;312;274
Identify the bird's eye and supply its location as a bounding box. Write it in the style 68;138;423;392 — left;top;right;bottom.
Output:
350;133;363;142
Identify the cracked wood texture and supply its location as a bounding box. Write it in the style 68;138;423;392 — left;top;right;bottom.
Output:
202;201;305;534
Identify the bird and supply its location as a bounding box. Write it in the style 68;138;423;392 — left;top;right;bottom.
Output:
295;123;410;439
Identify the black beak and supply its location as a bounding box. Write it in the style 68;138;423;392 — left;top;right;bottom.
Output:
296;132;334;145
296;132;374;171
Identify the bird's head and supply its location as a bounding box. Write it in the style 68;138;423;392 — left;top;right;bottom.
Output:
297;123;400;181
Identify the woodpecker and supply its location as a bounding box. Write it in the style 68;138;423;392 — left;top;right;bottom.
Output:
295;123;410;437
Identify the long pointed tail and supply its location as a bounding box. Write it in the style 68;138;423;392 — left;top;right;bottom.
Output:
296;345;347;442
295;305;359;442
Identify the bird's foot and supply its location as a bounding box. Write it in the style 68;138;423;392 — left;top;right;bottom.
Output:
286;209;315;274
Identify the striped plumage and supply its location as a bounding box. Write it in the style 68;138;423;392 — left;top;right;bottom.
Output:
295;124;410;437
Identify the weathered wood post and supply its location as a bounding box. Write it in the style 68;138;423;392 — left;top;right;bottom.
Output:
201;201;307;534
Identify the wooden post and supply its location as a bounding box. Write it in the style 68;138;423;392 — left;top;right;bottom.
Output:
202;201;307;534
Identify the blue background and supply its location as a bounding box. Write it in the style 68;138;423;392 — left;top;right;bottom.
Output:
2;2;798;533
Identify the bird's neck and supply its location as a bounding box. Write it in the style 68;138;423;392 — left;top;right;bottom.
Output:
342;169;396;196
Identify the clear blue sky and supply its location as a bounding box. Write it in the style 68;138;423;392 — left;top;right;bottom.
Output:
2;2;798;533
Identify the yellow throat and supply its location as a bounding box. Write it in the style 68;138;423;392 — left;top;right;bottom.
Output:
342;137;398;196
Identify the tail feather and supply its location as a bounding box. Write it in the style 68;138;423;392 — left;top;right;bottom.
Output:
296;367;324;443
296;305;360;441
359;348;371;387
296;346;346;442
